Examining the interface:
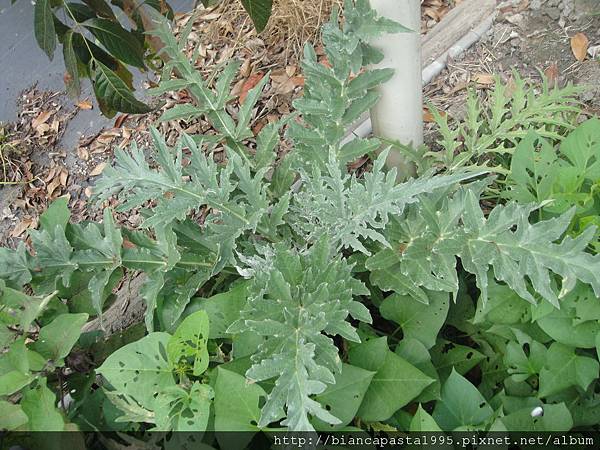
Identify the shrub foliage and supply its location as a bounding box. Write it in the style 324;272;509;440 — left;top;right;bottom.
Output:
1;0;600;439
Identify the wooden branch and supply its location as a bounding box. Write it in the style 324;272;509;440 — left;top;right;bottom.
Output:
422;0;496;66
82;274;147;336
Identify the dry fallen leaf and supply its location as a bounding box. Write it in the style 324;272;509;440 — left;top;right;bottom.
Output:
588;44;600;59
77;146;90;161
90;162;107;177
114;114;129;128
544;62;559;88
32;111;52;130
571;33;589;62
271;70;304;95
122;239;137;249
77;99;93;110
473;73;495;85
239;72;265;104
59;168;68;186
47;177;62;198
11;217;38;238
423;107;446;123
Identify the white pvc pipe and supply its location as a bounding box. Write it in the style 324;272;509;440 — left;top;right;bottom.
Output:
343;13;495;145
369;0;423;178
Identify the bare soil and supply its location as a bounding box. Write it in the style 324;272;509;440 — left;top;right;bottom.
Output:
425;0;600;129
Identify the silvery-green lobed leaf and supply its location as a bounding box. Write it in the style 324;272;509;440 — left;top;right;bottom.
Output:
228;238;371;431
292;149;484;255
367;184;600;308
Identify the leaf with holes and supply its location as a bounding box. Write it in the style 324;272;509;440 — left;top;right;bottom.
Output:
380;290;449;349
430;340;485;380
410;404;442;432
154;382;213;431
214;367;266;450
433;369;493;431
167;310;210;377
313;363;375;430
97;332;176;411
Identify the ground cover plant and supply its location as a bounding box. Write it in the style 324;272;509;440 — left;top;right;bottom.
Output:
1;0;600;446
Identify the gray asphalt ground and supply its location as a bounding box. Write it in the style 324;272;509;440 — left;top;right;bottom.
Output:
0;0;193;146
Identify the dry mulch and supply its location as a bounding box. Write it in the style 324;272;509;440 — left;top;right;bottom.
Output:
0;0;457;247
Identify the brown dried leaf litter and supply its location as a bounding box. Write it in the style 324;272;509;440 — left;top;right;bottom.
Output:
1;0;455;246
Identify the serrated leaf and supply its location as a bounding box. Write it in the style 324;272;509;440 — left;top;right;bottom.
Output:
92;61;152;116
159;104;203;122
141;271;165;332
372;185;600;310
68;209;123;316
294;150;481;256
148;79;192;96
239;0;272;32
347;68;394;98
84;18;145;68
338;138;381;165
503;132;557;205
0;243;32;288
160;270;211;331
230;238;370;431
370;269;429;305
235;73;269;140
29;224;75;291
34;0;56;60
